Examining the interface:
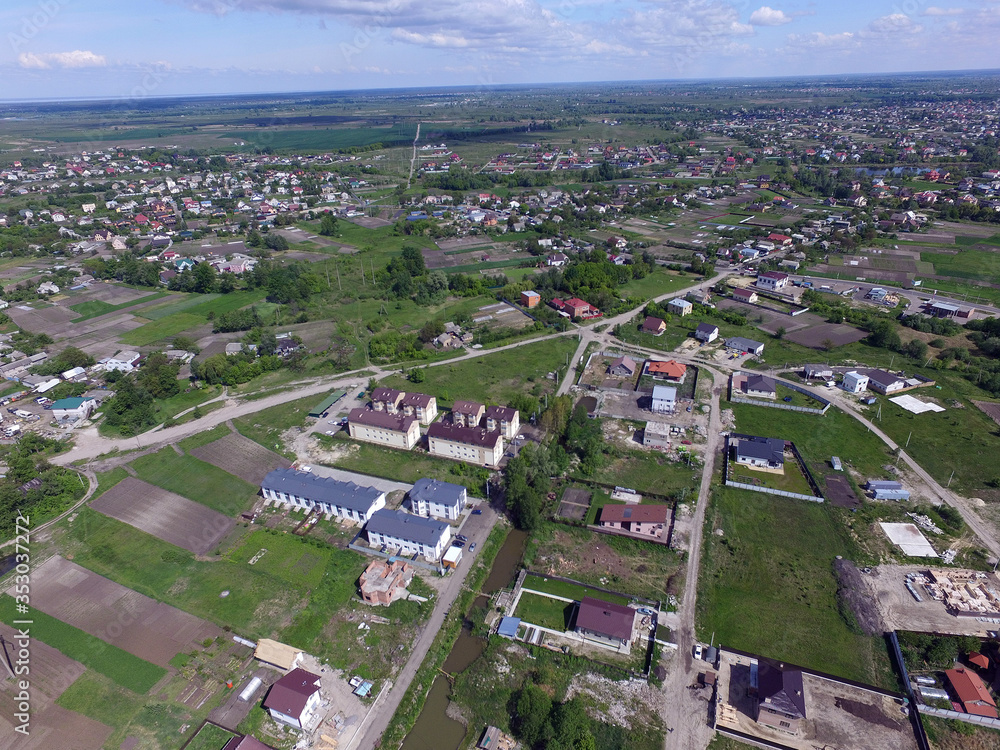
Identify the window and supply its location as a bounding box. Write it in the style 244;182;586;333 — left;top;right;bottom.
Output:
779;721;790;729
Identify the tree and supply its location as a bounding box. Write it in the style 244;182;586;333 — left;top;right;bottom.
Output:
774;326;786;340
319;213;339;236
193;261;217;294
419;319;445;344
513;684;552;749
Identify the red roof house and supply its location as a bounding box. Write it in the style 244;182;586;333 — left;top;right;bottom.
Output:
946;667;998;718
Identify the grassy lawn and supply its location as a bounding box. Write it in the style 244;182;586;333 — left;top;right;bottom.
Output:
177;424;231;451
774;383;827;409
328;435;485;494
184;723;237;750
618;268;695;300
574;450;700;498
729;463;815;496
698;486;889;685
870;374;1000;493
514;591;573;631
0;595;166;693
228;529;335;590
233;393;317;457
921;249;1000;285
129;448;259;516
118;312;206;346
56;671;145;735
730;402;894;480
523;572;631;606
379;336;578;407
156;386;223;420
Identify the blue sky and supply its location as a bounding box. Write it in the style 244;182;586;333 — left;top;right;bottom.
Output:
1;0;998;100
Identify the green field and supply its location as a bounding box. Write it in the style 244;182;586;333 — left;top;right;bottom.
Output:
118;312;206;346
233;393;317;456
955;233;1000;247
56;671;145;735
921;248;1000;284
698;487;889;685
575;450;700;498
0;595;166;693
618;269;696;300
378;336;577;407
228;529;334;589
130;447;259;516
69;292;168;322
513;591;573;631
219;123;417;152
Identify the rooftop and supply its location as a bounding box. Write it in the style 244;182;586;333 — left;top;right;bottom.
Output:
410;477;467;509
367;508;449;546
261;469;384;513
575;596;635;642
599;503;670;524
349;407;417;432
262;668;321;719
427;421;503;448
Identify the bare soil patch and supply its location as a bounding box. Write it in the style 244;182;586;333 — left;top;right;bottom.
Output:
557;488;592;521
834;559;883;636
92;477;233;554
190;431;291;485
974;400;1000;427
824;475;860;508
786;322;868;349
25;555;222;668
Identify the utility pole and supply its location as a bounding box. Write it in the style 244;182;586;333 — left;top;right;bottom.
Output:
905;431;912;448
947;470;955;488
336;259;342;291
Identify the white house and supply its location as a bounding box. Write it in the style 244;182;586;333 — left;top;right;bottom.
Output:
365;509;451;561
48;397;95;421
103;351;141;372
262;668;322;730
867;370;906;395
650;385;677;414
667;298;693;316
484;405;520;439
695;323;719;343
261;469;386;523
755;271;789;292
842;371;869;394
409;478;468;520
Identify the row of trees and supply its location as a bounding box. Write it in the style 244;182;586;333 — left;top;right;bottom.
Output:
0;435;81;539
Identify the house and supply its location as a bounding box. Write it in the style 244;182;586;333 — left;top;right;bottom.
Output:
262;668;322;730
741;374;776;399
927;301;960;318
645;359;687;382
734;436;785;470
667;298;692;316
48;397;95;421
574;596;635;645
564;297;598;320
651;385;677;414
803;365;834;381
520;290;540;308
598;504;670;539
365;508;451;561
254;639;303;672
348;408;421;450
946;667;998;718
427;422;504;468
37;281;60;295
103;351;141;372
641;316;666;336
756;661;807;735
726;337;764;356
400;392;438;425
756;271;789;292
371;387;405;414
866;480;910;501
732;288;759;304
409;477;468;520
842;371;869;394
546;252;569;267
695;323;719;343
359;558;413;606
261;469;386;523
608;356;637;378
642;421;672;450
867;370;906;395
452;400;486;428
969;652;991;671
485;405;520;439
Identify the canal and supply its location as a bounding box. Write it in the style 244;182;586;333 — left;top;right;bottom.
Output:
399;529;527;750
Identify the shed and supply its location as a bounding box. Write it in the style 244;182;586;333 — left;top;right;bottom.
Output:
497;617;521;639
309;390;346;418
254;639;304;672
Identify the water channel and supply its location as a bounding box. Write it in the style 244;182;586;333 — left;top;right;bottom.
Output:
399;529;527;750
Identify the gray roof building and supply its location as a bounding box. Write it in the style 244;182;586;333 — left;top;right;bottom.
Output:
409;478;467;513
735;436;785;466
261;469;384;515
366;508;449;547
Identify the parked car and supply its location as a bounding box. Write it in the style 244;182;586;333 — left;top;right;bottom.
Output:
693;644;703;660
469;543;477;552
471;509;483;515
339;417;349;426
456;534;468;543
686;406;692;412
451;540;465;548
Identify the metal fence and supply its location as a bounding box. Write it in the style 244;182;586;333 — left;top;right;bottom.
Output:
724;480;824;502
918;705;1000;729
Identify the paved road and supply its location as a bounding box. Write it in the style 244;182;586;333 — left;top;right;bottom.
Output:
346;504;500;750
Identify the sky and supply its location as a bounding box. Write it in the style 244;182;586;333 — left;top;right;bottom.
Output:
1;0;999;100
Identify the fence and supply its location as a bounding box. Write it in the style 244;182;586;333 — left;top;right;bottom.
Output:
723;434;825;503
918;705;1000;729
723;481;824;502
888;631;932;750
729;374;832;415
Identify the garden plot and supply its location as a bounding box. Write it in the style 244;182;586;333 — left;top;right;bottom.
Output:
91;477;234;554
22;556;222;668
190;431;292;485
0;624;111;750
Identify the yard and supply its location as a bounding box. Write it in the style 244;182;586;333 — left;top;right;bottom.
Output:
233;393;318;457
576;449;701;499
617;268;696;300
514;590;574;631
697;486;892;686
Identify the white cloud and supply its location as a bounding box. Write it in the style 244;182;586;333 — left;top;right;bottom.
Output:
784;31;856;49
749;6;792;27
392;29;469;47
863;13;922;36
922;7;964;16
18;50;107;69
